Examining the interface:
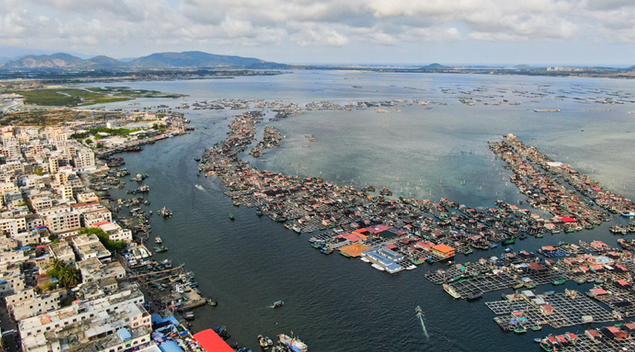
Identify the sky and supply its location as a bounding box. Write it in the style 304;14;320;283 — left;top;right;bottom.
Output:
1;0;635;66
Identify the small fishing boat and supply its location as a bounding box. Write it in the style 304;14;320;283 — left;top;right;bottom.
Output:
154;237;162;244
183;311;195;320
552;279;566;286
443;283;461;299
503;238;516;245
371;263;385;271
154;245;168;253
160;207;173;218
271;300;284;308
466;291;483;301
229;213;235;220
278;334;308;352
258;335;274;348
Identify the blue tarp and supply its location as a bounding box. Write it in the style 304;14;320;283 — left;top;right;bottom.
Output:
117;328;132;341
160;340;184;352
151;313;180;326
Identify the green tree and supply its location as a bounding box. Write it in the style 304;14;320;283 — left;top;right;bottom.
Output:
46;259;82;288
79;227;127;252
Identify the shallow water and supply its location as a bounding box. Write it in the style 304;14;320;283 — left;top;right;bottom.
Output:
99;71;635;351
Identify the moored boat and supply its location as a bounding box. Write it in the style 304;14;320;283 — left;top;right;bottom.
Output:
371;263;385;271
278;334;308;352
503;238;516;245
553;279;566;286
160;207;173;218
258;335;274;348
466;291;483;301
154;245;168;253
443;283;461;299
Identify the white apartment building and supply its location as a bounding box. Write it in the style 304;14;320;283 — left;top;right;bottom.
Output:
19;286;151;352
44;210;81;235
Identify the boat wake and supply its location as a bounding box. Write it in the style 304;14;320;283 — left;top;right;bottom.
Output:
415;306;429;340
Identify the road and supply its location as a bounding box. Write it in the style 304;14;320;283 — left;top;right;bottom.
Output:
0;300;21;352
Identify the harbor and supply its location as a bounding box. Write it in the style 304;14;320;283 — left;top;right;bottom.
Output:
60;72;635;351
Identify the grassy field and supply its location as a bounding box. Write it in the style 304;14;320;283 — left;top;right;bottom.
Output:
12;86;186;107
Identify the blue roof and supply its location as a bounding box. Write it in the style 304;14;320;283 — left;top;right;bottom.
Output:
151;313;180;326
117;328;132;341
160;340;184;352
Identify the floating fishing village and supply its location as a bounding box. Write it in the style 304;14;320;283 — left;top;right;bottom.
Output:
1;77;635;352
194;101;635;351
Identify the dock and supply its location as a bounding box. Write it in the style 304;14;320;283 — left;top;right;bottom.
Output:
488;290;616;330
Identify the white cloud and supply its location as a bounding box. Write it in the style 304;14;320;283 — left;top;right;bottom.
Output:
1;0;635;61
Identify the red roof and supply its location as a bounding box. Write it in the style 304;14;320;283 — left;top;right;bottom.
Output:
560;217;577;223
194;329;234;352
528;262;546;271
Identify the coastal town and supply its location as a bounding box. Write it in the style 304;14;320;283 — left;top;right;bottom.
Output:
0;104;308;352
0;87;634;352
3;0;635;349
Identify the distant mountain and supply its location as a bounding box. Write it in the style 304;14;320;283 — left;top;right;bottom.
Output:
0;51;286;71
0;53;93;69
86;55;127;69
421;63;446;70
129;51;283;69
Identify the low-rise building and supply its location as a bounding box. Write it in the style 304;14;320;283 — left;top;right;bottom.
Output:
44;210;81;235
96;222;132;242
0;216;27;236
0;265;26;296
11;290;61;320
19;286;150;352
77;257;125;283
48;241;75;263
72;234;111;262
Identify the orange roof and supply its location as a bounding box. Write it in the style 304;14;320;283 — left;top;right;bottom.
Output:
339;243;371;258
432;244;455;254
